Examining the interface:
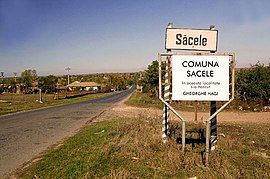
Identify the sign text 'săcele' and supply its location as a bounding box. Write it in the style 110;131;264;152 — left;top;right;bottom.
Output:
176;34;207;46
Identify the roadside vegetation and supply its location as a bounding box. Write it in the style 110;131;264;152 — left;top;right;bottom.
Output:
235;62;270;111
0;93;108;116
126;92;217;112
133;61;270;112
11;61;270;178
0;69;140;94
17;116;270;178
0;69;140;115
125;92;163;109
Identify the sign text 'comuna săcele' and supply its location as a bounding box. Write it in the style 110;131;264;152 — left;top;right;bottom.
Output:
172;55;229;101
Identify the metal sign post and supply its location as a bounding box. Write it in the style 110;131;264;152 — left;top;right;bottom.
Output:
158;52;235;163
209;25;218;151
210;101;217;150
205;55;235;166
207;25;218;165
159;24;235;166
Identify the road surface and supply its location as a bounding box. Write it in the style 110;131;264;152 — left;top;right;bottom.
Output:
0;87;134;177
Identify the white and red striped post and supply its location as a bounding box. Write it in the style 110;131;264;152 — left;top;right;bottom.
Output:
162;58;171;143
162;22;173;143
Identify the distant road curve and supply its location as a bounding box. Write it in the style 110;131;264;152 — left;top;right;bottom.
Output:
0;86;135;177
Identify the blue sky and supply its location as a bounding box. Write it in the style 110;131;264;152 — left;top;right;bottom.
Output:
1;0;270;76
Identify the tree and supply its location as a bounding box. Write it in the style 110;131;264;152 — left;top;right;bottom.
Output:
142;61;165;96
145;61;159;86
21;69;38;88
38;75;57;93
111;74;126;90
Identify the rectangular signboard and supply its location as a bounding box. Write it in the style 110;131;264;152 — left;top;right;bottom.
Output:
172;55;229;101
166;28;218;51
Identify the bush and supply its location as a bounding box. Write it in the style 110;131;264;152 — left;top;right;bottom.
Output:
236;62;270;109
38;75;57;93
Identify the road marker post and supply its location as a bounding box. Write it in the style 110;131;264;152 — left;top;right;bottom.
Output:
39;89;43;103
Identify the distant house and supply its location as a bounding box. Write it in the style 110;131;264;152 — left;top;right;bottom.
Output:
67;81;101;92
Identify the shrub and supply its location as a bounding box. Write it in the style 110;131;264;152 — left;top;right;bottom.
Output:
236;62;270;108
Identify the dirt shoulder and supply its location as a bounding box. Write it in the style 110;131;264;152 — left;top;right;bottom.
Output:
99;102;270;124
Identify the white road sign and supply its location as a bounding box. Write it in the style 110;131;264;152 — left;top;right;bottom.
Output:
172;55;230;101
166;28;218;51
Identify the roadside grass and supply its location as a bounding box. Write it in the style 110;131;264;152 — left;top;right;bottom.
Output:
124;92;163;109
125;92;264;112
17;116;270;178
125;92;210;112
0;93;109;116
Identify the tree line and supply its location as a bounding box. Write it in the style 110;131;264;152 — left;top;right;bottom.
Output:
0;70;140;94
141;60;270;110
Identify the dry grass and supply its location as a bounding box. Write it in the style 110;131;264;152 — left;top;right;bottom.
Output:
16;114;270;178
12;92;270;178
125;92;270;112
0;93;108;115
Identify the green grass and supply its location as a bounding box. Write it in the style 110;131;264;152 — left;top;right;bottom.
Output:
125;92;212;112
17;116;270;178
0;93;109;116
125;92;163;109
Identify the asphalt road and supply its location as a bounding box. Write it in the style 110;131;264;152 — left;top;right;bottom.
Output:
0;87;135;177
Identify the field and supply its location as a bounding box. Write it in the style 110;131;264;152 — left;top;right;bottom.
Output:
0;92;108;116
15;99;270;178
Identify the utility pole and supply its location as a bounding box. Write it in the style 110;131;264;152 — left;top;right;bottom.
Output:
65;67;71;85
